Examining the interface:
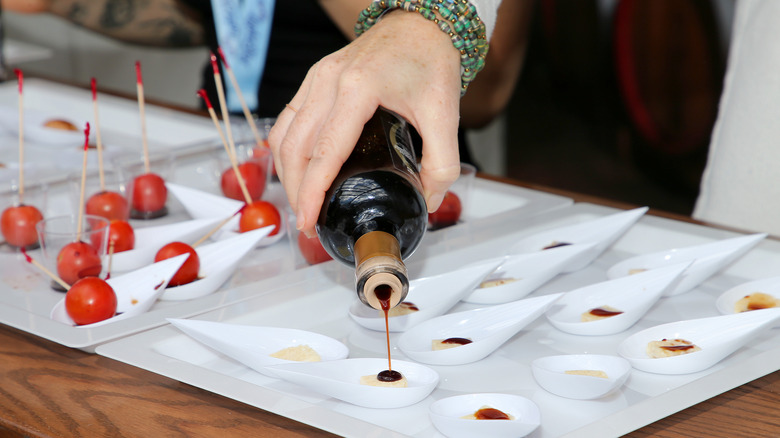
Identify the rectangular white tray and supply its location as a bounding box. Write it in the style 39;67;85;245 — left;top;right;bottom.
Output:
96;203;780;437
0;171;570;352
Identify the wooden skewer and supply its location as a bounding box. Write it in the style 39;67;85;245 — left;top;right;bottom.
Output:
21;248;70;290
191;206;245;248
91;78;106;190
197;89;253;205
15;69;25;204
135;61;150;173
216;47;266;148
76;123;91;236
210;53;240;169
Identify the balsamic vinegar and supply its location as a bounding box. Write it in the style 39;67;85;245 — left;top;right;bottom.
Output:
316;107;427;310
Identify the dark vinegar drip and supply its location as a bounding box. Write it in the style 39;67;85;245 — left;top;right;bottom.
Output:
660;344;696;352
377;369;403;383
442;337;472;346
375;284;393;372
474;408;511;420
543;241;572;250
589;308;623;317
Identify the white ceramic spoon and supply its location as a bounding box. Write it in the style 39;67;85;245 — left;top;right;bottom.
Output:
429;393;541;438
397;293;563;365
617;308;780;374
607;233;767;296
507;207;648;272
546;262;690;336
348;257;504;332
50;253;188;327
159;226;273;301
166;182;285;247
531;354;631;400
168;318;349;377
462;243;596;304
111;217;224;272
265;357;439;409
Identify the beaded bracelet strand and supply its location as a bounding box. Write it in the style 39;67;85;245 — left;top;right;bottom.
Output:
355;0;489;95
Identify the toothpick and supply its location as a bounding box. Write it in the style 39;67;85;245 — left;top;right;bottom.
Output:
135;61;150;173
217;47;266;148
91;78;106;190
191;205;245;248
77;123;91;237
210;53;239;167
21;247;70;290
15;69;25;204
197;89;252;204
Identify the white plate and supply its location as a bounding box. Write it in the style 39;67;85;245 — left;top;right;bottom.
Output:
167;182;285;247
617;309;780;374
266;358;439;409
159;227;273;301
92;202;780;437
0;105;94;146
429;393;541;438
348;257;503;332
507;207;648;272
607;233;767;296
462;243;596;304
531;354;631;400
545;262;690;336
716;276;780;317
168;318;349;377
397;293;563;365
50;254;187;327
111;217;224;272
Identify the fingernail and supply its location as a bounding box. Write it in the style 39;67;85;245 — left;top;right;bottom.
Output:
296;213;306;231
303;229;315;239
426;192;445;213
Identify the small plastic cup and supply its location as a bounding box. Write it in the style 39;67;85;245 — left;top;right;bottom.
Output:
113;153;174;220
1;179;48;251
69;170;129;222
213;140;273;203
36;214;109;291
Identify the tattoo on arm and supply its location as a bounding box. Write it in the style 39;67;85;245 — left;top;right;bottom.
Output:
54;0;205;47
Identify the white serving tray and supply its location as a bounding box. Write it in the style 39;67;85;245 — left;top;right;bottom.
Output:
0;170;570;352
0;78;221;186
96;203;780;437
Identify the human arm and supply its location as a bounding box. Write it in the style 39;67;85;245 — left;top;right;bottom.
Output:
1;0;205;46
460;0;534;129
269;0;505;237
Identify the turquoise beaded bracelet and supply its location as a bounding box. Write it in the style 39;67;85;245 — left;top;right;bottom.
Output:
355;0;489;95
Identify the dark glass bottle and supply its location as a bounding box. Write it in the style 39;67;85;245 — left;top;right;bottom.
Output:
316;107;427;310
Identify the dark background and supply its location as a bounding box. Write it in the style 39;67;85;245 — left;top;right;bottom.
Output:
499;0;726;215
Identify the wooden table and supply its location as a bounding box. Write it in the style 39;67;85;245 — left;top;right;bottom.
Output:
1;178;778;438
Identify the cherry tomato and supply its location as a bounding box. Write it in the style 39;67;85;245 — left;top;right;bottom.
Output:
428;191;462;230
57;241;103;286
155;241;199;286
131;173;167;213
220;161;266;201
65;277;117;325
103;220;135;253
239;200;281;235
1;204;44;248
297;232;332;265
86;190;129;222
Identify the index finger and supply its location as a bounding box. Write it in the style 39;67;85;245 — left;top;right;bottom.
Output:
294;96;377;235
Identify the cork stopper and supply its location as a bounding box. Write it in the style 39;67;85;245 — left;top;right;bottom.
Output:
354;231;409;309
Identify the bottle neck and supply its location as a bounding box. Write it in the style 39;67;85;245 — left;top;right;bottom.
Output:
354;230;409;310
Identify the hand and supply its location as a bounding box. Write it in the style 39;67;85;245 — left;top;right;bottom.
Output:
1;0;52;13
268;10;462;237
